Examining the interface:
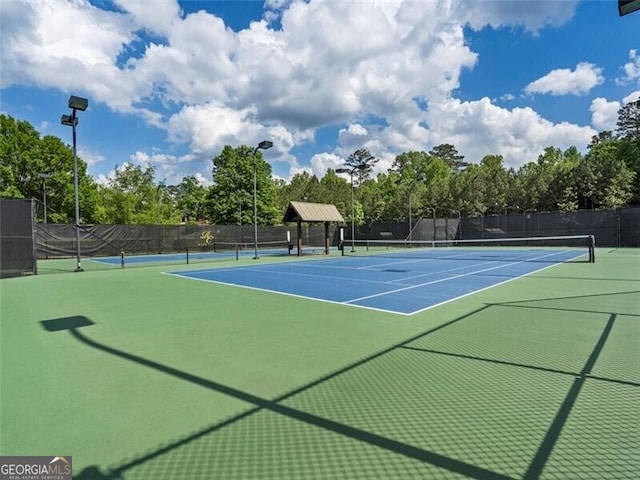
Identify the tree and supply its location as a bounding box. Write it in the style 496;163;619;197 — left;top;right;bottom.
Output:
0;114;101;222
451;164;488;216
389;151;450;217
616;99;640;140
176;176;207;223
207;145;279;225
616;136;640;203
512;146;581;212
588;131;614;149
613;101;640;204
99;164;159;224
280;171;320;208
429;144;469;172
343;148;378;184
476;155;514;213
316;170;351;214
577;140;634;209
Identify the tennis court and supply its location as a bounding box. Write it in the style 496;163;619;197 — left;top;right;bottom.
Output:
1;247;638;479
167;243;589;315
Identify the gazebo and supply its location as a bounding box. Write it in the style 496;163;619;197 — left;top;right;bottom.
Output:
282;201;345;256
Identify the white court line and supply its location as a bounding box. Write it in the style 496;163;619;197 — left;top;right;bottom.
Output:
357;250;485;270
251;255;502;286
164;249;587;316
162;271;413;316
388;259;503;283
345;250;578;304
408;251;587;315
255;265;415;286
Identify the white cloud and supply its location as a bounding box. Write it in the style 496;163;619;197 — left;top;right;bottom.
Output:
1;0;591;183
590;98;620;131
454;0;579;33
525;62;604;96
426;97;596;169
309;153;345;178
78;146;105;167
113;0;181;37
128;151;210;186
617;49;640;85
623;91;640;104
95;162;131;186
0;0;136;98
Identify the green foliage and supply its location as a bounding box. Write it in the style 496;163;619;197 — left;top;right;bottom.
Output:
343;148;378;184
616;136;640;203
177;176;207;223
0;114;101;222
579;140;634;209
2;112;638;231
207;145;280;225
99;164;159;224
429;144;469;172
616;99;640;140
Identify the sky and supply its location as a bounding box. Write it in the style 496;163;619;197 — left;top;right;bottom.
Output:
1;0;639;187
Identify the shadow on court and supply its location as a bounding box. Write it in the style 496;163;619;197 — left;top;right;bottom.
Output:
43;290;639;480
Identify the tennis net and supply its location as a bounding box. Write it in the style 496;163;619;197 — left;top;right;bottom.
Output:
213;240;294;256
341;235;595;263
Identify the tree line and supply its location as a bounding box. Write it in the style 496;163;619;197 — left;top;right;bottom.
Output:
1;100;638;226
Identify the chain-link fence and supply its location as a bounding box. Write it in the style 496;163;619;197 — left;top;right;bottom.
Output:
1;201;637;276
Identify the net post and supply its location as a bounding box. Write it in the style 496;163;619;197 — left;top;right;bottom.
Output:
589;235;596;263
186;246;189;264
236;244;239;261
120;250;125;268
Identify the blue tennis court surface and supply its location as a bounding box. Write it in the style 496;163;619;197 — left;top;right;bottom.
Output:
166;248;587;315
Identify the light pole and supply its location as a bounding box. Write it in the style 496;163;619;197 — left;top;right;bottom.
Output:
425;206;436;243
253;140;273;259
38;173;51;223
336;166;358;252
407;175;425;243
408;186;413;243
61;95;88;272
451;209;461;240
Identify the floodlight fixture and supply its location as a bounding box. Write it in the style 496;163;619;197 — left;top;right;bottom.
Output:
68;95;89;111
60;114;77;126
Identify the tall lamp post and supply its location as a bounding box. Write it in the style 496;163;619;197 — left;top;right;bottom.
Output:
252;140;273;259
38;173;51;223
336;166;358;252
61;95;88;272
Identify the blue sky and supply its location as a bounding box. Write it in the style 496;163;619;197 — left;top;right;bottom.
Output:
1;0;638;187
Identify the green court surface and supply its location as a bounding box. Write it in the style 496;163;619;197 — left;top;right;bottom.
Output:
1;249;638;479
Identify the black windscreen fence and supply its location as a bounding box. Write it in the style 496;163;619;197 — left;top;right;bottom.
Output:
1;198;37;278
457;208;639;247
29;206;640;266
36;223;338;259
352;208;639;248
